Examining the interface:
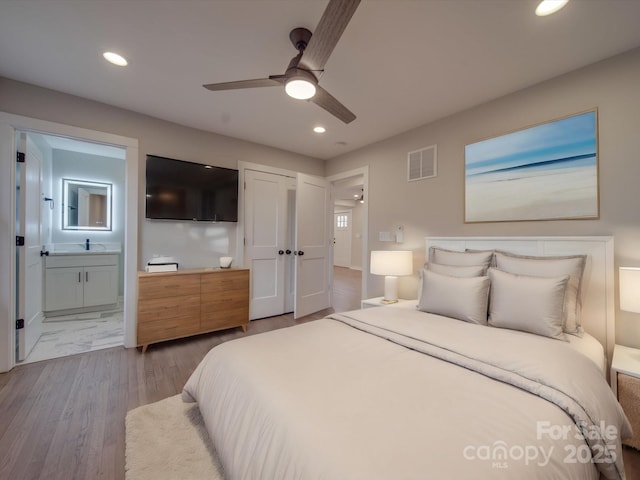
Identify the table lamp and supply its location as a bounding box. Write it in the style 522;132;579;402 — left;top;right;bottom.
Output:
620;267;640;313
370;250;413;303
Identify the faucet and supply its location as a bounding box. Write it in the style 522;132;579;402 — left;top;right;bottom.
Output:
85;238;90;251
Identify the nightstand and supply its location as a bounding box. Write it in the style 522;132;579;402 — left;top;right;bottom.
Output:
611;344;640;449
361;296;410;309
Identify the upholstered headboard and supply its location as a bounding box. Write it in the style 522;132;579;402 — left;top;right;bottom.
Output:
425;236;615;366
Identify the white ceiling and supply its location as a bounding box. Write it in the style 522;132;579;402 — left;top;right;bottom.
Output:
1;0;640;161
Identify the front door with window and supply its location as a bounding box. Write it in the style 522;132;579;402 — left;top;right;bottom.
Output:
333;211;352;267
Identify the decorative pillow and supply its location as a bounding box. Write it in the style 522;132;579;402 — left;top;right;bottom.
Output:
429;247;493;267
427;262;488;278
494;251;586;335
417;269;490;325
488;268;569;341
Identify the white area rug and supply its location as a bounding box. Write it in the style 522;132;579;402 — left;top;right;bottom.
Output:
125;394;224;480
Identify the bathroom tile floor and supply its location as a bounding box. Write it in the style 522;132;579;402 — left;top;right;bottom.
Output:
20;307;124;365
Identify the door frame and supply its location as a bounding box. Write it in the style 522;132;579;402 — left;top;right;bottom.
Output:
0;112;139;372
327;167;369;301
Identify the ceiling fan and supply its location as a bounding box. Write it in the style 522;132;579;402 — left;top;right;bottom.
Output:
203;0;360;124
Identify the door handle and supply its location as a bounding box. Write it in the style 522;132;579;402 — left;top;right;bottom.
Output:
297;250;304;256
286;249;292;255
78;272;81;283
278;250;284;255
40;250;49;257
86;271;89;282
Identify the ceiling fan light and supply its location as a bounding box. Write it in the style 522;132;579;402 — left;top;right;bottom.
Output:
285;78;316;100
535;0;569;16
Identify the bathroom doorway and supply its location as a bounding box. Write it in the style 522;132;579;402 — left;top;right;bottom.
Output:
0;112;139;372
17;132;127;364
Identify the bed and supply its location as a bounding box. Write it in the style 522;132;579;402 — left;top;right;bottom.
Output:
183;236;631;479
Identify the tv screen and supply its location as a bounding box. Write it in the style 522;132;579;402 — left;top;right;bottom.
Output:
145;155;238;222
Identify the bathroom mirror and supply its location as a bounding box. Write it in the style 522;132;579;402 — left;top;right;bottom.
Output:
62;179;112;230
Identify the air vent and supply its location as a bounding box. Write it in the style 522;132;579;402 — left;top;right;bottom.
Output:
407;145;437;182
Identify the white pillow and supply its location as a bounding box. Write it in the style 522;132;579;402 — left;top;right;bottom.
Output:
488;268;569;341
494;251;586;335
417;269;490;325
430;247;493;266
427;262;488;278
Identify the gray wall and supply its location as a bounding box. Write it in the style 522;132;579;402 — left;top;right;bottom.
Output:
0;77;324;269
326;48;640;348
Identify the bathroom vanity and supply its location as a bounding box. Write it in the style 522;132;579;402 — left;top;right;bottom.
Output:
44;243;120;315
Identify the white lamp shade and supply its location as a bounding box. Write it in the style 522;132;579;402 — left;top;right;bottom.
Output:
370;250;413;276
620;267;640;313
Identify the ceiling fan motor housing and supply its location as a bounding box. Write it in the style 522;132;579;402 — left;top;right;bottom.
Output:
289;27;312;52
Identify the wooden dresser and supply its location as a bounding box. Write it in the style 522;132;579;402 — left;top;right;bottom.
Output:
137;267;249;352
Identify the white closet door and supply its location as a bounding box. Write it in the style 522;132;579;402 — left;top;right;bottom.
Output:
245;170;288;319
294;173;331;319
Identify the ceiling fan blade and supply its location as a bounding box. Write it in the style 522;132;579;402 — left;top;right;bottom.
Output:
203;76;284;91
310;85;356;124
299;0;361;72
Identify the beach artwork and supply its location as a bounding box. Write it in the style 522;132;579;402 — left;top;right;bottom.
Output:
465;110;598;222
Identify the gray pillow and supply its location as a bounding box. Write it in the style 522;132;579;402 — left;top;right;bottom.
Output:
430;247;493;266
494;251;586;335
417;269;490;325
488;268;569;341
427;262;488;278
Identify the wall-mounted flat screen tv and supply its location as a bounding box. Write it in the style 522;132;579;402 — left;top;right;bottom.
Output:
145;155;239;222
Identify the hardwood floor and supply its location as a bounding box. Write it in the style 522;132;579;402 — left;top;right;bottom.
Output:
2;266;639;479
0;310;329;480
332;266;362;312
0;267;359;480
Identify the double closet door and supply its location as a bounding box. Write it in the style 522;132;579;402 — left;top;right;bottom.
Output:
244;169;332;320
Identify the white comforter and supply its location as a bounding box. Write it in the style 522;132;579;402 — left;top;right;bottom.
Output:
183;307;631;479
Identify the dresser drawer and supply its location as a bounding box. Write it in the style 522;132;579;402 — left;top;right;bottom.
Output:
138;294;200;323
201;298;248;331
137;314;200;345
201;270;248;295
138;274;200;300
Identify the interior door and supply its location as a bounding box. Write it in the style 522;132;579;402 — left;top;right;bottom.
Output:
333;210;352;267
17;133;44;361
294;173;332;319
244;170;289;319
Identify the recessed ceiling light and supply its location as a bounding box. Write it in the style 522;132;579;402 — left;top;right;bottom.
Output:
535;0;569;16
204;165;213;169
313;126;326;134
103;51;128;66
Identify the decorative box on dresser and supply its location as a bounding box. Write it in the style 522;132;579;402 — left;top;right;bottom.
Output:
137;267;249;352
611;344;640;450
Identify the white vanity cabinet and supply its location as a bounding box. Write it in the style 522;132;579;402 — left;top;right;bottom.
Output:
44;254;119;313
